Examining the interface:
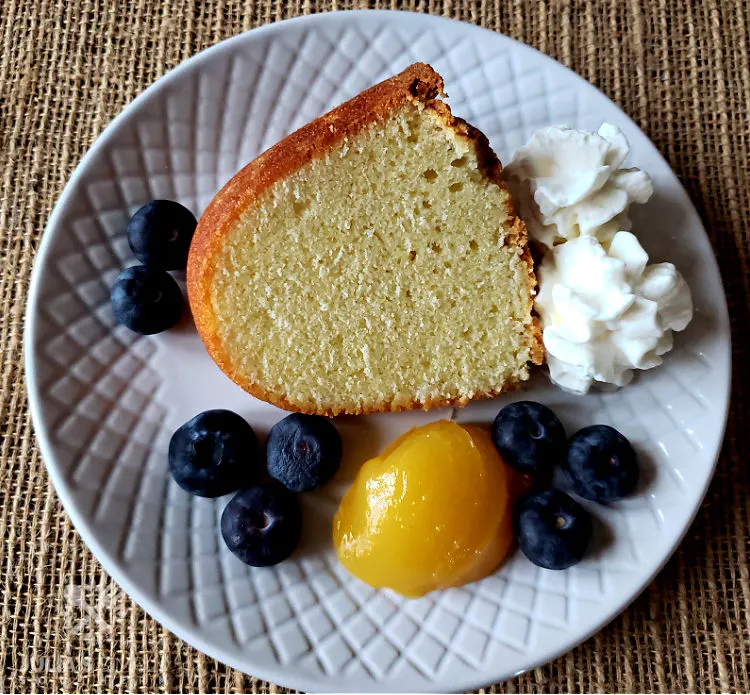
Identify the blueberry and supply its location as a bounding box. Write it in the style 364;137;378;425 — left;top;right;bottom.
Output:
491;401;566;476
515;489;592;570
266;414;342;492
564;425;638;503
110;265;183;334
221;482;302;566
169;410;258;497
127;200;197;270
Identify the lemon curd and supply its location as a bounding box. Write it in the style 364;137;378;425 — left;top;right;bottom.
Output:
333;420;514;597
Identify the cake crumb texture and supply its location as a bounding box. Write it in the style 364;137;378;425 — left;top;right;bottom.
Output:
188;64;541;415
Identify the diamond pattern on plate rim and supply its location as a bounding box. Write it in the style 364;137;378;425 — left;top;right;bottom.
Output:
26;13;729;691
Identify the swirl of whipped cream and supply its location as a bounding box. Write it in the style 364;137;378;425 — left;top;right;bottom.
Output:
535;233;694;394
505;124;654;249
505;123;693;394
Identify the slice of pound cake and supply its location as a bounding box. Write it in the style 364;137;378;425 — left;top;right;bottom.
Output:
187;63;543;416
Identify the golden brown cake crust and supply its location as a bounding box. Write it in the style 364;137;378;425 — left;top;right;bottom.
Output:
187;62;542;417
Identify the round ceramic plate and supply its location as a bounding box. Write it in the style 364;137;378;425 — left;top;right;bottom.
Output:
25;10;730;693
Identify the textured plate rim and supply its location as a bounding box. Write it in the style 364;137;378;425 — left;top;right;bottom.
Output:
24;10;732;693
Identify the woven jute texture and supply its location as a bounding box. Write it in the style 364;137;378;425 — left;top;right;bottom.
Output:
2;0;749;692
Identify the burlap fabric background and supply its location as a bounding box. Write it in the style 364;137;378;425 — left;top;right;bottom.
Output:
1;0;749;692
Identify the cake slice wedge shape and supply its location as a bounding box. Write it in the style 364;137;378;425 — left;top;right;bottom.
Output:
187;63;543;416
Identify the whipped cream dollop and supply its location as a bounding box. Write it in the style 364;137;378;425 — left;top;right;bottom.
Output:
506;124;694;394
536;233;693;394
505;124;654;249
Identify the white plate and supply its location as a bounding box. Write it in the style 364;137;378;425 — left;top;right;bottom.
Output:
25;10;731;693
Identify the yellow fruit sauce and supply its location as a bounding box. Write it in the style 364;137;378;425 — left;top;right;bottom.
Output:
333;420;514;598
